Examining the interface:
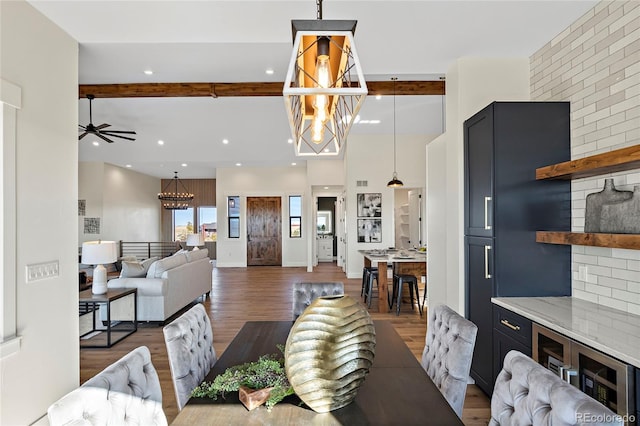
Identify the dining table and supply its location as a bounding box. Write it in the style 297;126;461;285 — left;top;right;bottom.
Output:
359;249;427;313
171;320;462;425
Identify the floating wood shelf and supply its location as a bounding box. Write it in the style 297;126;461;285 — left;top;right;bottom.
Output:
536;231;640;250
536;144;640;180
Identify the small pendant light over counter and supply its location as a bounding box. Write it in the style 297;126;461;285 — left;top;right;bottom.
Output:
387;77;403;188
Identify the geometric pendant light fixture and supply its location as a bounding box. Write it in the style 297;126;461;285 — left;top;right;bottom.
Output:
283;0;367;156
387;77;403;188
158;171;194;210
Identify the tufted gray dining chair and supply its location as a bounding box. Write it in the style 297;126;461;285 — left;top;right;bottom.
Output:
292;281;344;320
163;303;217;410
491;350;622;425
421;303;478;418
47;346;167;425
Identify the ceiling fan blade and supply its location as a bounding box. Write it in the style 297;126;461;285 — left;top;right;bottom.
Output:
101;130;136;135
79;132;89;140
101;132;136;141
96;133;115;144
79;124;87;130
95;123;111;130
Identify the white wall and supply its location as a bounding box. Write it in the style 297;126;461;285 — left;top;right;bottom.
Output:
426;134;450;309
215;166;308;267
1;1;79;424
307;159;344;185
431;57;530;314
78;162;161;245
531;1;640;314
345;134;431;278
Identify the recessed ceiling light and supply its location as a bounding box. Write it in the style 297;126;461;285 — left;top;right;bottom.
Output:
125;164;132;168
235;163;242;167
291;162;296;166
324;186;329;190
287;138;293;144
144;69;153;75
265;68;275;75
92;141;99;146
157;140;164;145
222;139;229;144
375;94;382;100
181;163;187;167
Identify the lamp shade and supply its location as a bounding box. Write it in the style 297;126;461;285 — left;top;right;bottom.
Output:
186;234;204;247
81;241;117;265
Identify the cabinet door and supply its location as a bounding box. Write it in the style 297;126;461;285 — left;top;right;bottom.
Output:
464;105;494;238
493;329;531;386
466;236;494;395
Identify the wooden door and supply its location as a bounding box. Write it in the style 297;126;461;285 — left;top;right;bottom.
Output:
246;197;282;266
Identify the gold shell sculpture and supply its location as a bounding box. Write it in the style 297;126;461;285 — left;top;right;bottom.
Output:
284;295;376;413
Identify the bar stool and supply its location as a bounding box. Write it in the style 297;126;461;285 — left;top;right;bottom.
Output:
364;268;379;308
391;274;423;317
361;266;377;298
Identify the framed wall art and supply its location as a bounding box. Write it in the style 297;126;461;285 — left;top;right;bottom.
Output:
357;218;381;243
357;193;381;218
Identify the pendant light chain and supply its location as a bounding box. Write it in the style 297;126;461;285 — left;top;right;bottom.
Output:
393;77;397;175
387;77;403;187
316;0;322;19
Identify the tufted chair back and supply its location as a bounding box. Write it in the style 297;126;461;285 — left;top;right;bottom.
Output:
163;303;217;410
47;346;167;425
490;350;622;426
421;304;478;418
292;281;344;320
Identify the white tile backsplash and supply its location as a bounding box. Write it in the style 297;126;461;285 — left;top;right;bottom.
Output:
531;0;640;314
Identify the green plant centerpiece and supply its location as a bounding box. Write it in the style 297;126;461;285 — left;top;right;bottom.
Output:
191;345;294;411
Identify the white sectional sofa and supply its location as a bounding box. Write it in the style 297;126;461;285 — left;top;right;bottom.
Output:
107;248;213;322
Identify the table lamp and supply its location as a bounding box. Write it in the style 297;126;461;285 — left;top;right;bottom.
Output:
81;240;117;294
186;233;204;250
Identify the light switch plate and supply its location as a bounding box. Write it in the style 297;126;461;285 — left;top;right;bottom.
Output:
26;261;59;282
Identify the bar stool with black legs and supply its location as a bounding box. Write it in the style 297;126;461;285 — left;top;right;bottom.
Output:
391;273;423;317
361;266;378;299
364;268;379;308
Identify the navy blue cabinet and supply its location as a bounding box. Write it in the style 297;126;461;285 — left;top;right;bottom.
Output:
493;305;532;386
464;101;572;395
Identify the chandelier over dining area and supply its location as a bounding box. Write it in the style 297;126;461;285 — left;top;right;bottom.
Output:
283;0;367;156
158;171;194;210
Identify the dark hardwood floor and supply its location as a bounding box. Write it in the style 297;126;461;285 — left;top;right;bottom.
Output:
80;262;491;424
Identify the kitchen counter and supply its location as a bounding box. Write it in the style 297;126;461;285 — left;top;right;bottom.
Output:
492;296;640;368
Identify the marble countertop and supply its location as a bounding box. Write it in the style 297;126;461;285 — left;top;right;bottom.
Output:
492;296;640;368
358;249;426;263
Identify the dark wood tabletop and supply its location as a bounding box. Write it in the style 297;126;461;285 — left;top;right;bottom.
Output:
171;320;463;425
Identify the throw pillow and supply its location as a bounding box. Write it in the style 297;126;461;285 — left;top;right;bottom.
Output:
186;248;209;262
141;256;159;270
120;261;146;278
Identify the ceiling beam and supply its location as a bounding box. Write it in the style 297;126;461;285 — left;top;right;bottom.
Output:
78;80;445;99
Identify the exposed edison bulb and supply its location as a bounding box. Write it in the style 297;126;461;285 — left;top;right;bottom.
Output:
311;37;332;144
311;115;325;143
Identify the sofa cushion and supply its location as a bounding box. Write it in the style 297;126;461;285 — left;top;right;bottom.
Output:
120;256;159;278
146;254;187;279
120;261;146;278
186;248;209;263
